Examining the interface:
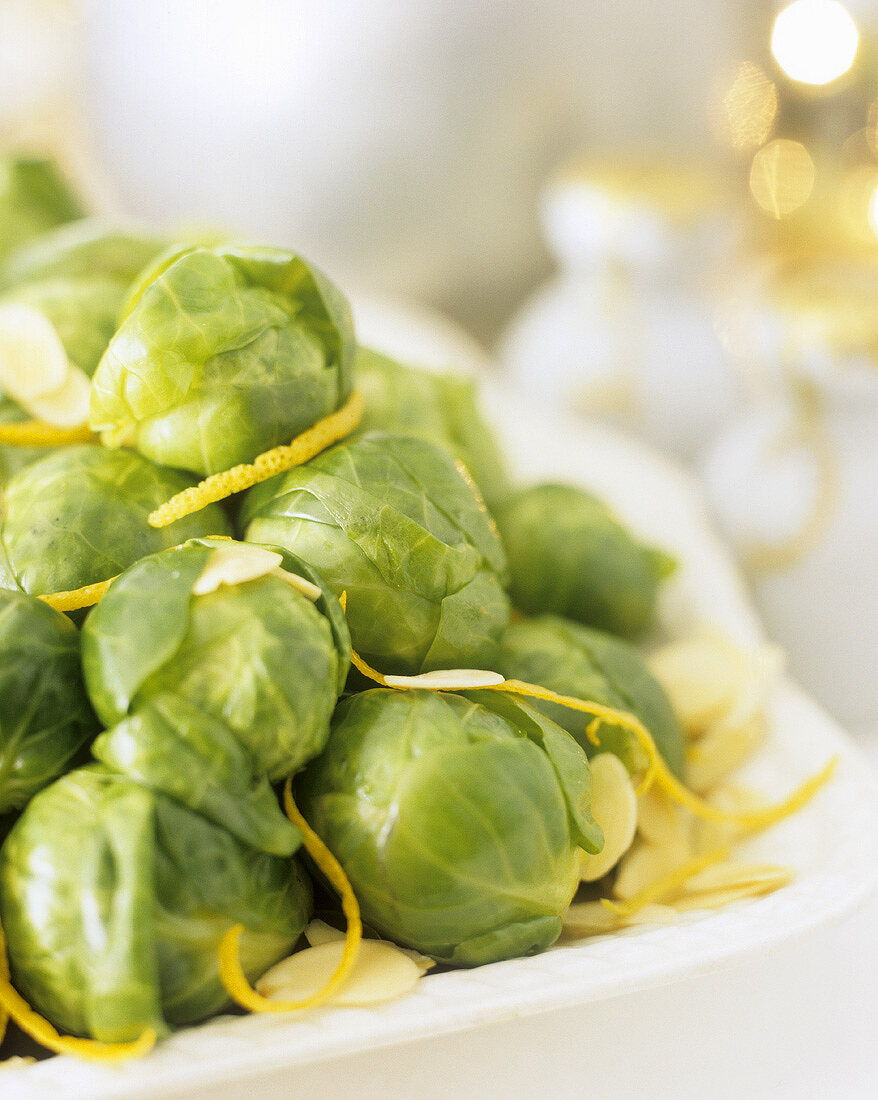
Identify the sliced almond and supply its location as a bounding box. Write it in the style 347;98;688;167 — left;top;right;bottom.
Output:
636;786;690;850
193;545;284;595
648;634;751;736
612;835;693;901
681;861;793;897
692;784;766;854
620;903;679;926
27;363;92;427
686;713;768;794
562;900;621;936
271;568;322;602
304;919;345;947
383;669;506;690
0;302;69;402
256;940;422;1006
673;873;792;912
579;753;638;882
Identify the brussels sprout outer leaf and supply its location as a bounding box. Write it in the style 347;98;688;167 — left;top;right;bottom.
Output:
0;767;165;1042
0;446;232;598
0;591;97;812
496;484;673;638
152;796;311;1026
444;916;564;967
82;544;213;728
92;693;301;856
244;434;509;675
466;689;604;854
494;617;685;779
0;159;84;262
90;246;354;474
298;690;580;965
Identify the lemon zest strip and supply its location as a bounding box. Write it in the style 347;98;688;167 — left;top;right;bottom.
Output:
218;780;362;1013
0;421;94;447
601;847;729;918
0;922;156;1062
148;391;364;529
346;645;836;832
39;575;118;613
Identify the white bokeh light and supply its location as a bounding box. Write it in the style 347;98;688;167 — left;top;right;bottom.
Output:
771;0;859;86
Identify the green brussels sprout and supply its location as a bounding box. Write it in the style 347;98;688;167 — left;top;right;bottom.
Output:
298;688;602;966
83;538;350;793
90;245;355;475
0;766;311;1041
243;432;510;676
496;483;675;638
0;590;97;813
0;219;165;290
0;276;126;377
0;157;83;262
494;615;685;778
0;445;232;597
355;346;513;512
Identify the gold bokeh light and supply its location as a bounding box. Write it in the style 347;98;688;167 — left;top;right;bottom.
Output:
771;0;859;86
722;62;779;150
749;139;815;218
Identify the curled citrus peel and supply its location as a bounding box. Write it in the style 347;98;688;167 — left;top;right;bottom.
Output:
148;391;365;529
601;847;729;919
0;922;156;1062
218;779;362;1014
0;421;94;446
347;645;836;833
39;576;118;613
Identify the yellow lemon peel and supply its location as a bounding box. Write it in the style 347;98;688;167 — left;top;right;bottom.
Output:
0;420;94;446
38;576;118;613
218;780;362;1014
0;922;156;1062
601;847;729;918
148;391;364;528
346;646;836;832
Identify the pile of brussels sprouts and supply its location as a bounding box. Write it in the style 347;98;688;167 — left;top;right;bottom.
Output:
0;156;688;1055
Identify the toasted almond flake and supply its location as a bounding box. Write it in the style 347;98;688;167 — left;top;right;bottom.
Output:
0;303;69;402
636;786;690;850
304;919;345;947
681;861;793;897
256;940;421;1007
27;364;92;428
562;900;622;936
0;1057;35;1070
579;753;638;882
192;546;284;595
673;873;793;911
686;714;768;794
648;634;751;736
612;836;693;901
271;568;322;602
383;669;506;690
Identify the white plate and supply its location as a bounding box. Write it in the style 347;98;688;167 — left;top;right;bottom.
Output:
7;393;878;1100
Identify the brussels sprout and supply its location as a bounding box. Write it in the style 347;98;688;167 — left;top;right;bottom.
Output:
0;219;165;290
243;432;510;675
0;157;83;262
0;446;232;596
90;245;355;474
496;483;675;637
0;396;47;481
354;347;513;511
298;689;602;966
494;615;685;778
0;766;311;1041
0;590;97;812
83;539;350;789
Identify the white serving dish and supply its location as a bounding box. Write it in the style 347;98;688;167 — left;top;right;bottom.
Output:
7;391;878;1100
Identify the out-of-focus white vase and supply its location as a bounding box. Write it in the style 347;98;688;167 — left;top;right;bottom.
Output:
499;159;742;460
701;259;878;726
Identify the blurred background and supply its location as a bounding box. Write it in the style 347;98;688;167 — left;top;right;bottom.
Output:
1;0;877;728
